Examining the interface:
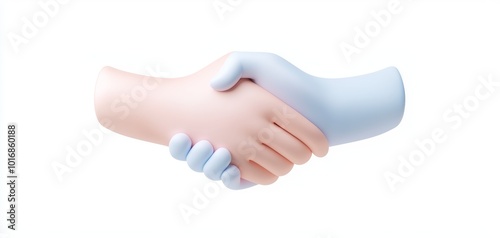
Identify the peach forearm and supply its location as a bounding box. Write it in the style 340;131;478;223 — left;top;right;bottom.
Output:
94;66;182;145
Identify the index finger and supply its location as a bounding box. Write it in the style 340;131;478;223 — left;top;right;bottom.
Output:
271;105;329;157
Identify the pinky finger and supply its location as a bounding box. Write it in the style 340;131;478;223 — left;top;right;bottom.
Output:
221;165;256;190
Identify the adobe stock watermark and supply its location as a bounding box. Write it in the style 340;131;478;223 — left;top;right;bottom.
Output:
339;0;411;64
7;0;69;53
178;180;225;224
384;74;499;192
51;65;171;182
238;105;297;161
212;0;243;21
105;71;164;121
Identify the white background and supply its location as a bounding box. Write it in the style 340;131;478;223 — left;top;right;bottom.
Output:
1;0;499;237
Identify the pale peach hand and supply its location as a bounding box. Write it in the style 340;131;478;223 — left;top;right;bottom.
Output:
94;54;328;185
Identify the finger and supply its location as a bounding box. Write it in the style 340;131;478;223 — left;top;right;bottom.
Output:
272;105;329;157
250;143;294;177
260;124;312;165
234;159;279;185
210;53;242;91
169;133;192;161
186;140;213;172
203;148;231;181
221;165;256;190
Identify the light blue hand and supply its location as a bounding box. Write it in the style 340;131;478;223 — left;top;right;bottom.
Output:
211;52;405;145
169;133;255;190
170;52;405;190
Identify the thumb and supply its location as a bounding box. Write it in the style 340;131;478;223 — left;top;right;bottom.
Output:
210;53;243;91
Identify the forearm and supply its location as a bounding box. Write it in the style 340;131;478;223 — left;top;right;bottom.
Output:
318;68;405;145
94;66;182;145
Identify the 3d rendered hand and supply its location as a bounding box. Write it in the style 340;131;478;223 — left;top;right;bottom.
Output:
170;52;405;189
169;133;256;189
211;52;405;144
94;54;329;186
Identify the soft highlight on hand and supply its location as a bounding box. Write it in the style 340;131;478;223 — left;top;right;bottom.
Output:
170;52;405;189
94;54;329;186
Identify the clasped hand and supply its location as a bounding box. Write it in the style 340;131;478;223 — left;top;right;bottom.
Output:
95;52;405;189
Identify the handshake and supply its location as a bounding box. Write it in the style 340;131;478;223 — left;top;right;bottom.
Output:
94;52;405;189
